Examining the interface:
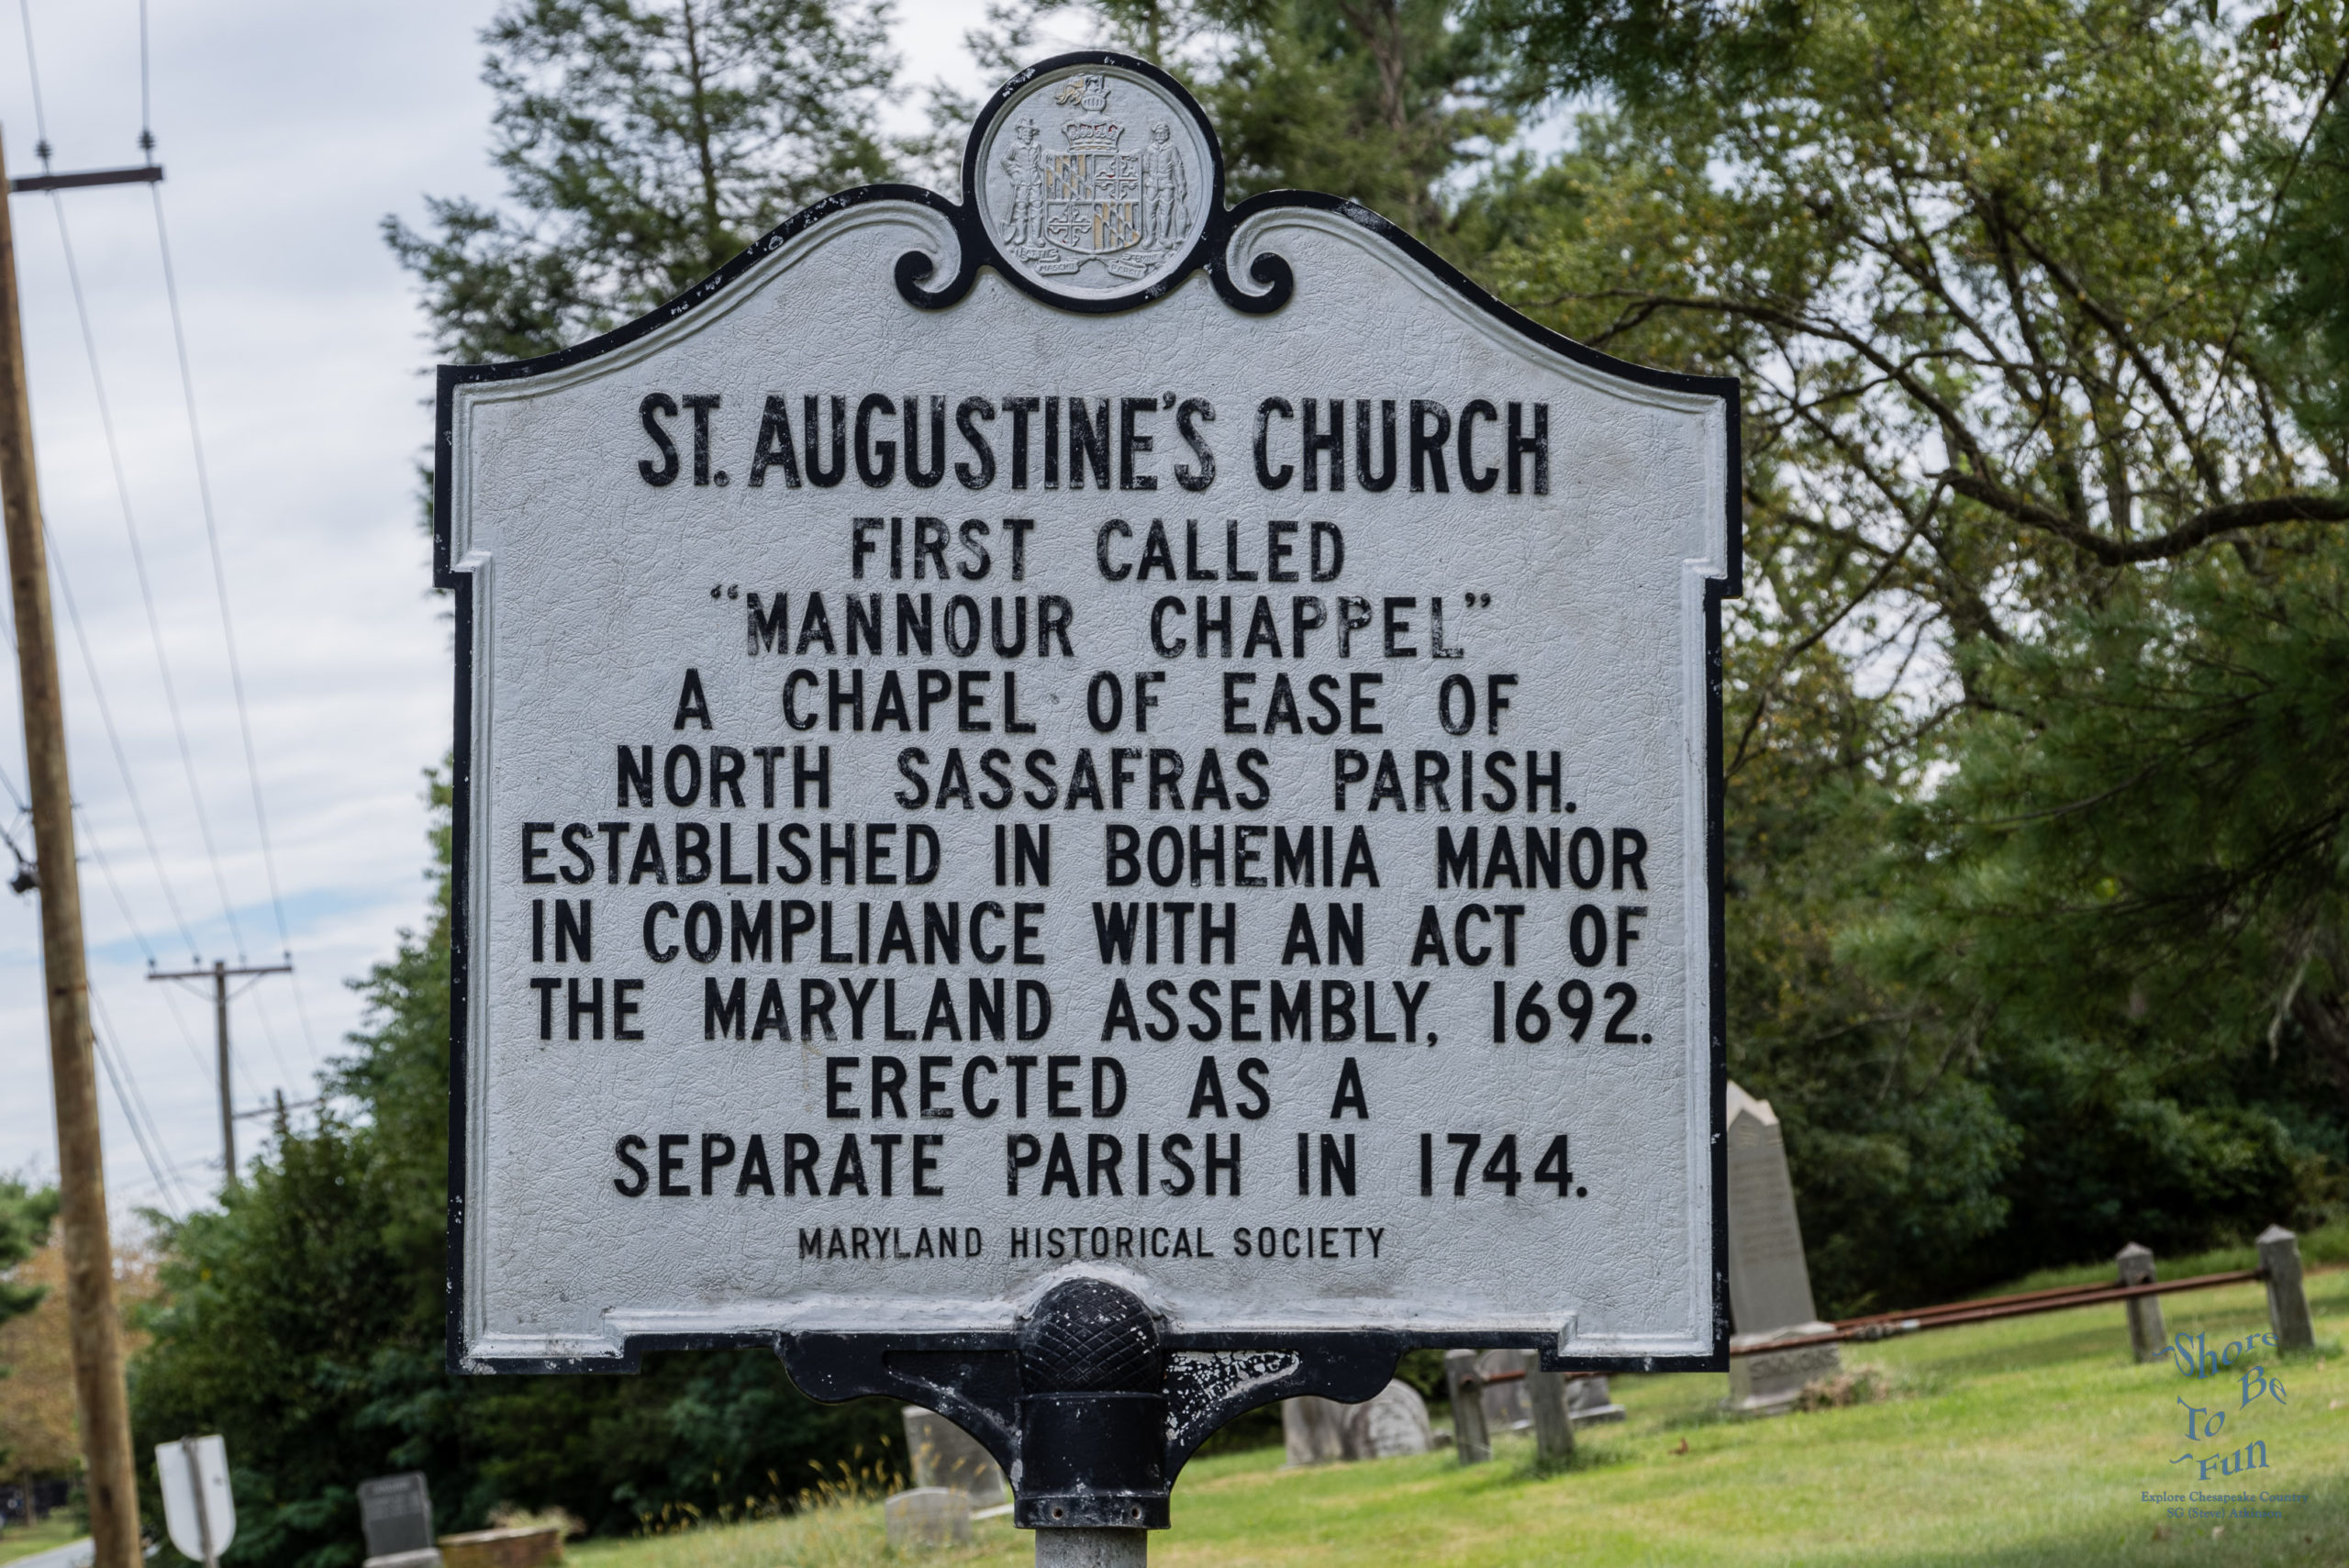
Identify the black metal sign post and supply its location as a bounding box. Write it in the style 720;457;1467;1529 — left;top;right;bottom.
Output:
784;1277;1397;1562
440;55;1736;1564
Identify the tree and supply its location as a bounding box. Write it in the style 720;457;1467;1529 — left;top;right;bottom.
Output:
1453;0;2349;1301
385;0;900;362
0;1181;61;1475
1469;0;1805;109
940;0;1508;241
0;1180;57;1336
1855;539;2347;1261
0;1241;82;1486
1195;0;1511;238
129;780;898;1568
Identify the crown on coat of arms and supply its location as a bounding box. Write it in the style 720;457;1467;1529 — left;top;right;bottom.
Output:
1061;119;1125;152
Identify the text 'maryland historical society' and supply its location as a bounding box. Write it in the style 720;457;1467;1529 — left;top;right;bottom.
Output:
440;59;1739;1371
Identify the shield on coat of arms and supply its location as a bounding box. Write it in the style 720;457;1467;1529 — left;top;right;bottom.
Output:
1043;141;1142;257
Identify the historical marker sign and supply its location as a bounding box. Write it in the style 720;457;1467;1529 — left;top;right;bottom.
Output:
440;56;1736;1381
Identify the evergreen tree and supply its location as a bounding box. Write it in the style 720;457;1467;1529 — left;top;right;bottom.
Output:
1198;0;1510;239
941;0;1507;242
386;0;900;361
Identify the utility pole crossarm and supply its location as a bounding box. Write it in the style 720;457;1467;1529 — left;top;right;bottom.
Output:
8;164;162;195
147;962;292;982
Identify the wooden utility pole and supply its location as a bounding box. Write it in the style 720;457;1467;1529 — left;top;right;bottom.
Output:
149;958;293;1187
0;128;142;1568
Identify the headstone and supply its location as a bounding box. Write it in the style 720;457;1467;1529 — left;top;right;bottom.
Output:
2116;1243;2165;1363
1475;1349;1531;1429
900;1407;1007;1505
1280;1396;1349;1466
1443;1350;1491;1464
1525;1367;1575;1470
1565;1374;1626;1424
2257;1226;2315;1352
1725;1082;1841;1414
1339;1380;1432;1459
883;1489;972;1551
358;1474;440;1568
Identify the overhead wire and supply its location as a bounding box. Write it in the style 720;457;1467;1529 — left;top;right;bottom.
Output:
148;162;319;1062
44;527;202;957
10;0;44;170
6;0;316;1191
6;581;206;1207
4;0;207;967
90;1030;178;1216
135;0;148;152
0;755;34;884
0;590;208;1073
45;191;257;975
40;83;305;1089
79;802;210;1075
128;0;320;1086
89;988;189;1217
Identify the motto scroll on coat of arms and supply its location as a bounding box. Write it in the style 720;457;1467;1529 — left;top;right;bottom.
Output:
996;72;1193;281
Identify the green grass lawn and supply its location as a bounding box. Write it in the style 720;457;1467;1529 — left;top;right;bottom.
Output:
572;1267;2349;1567
0;1513;83;1567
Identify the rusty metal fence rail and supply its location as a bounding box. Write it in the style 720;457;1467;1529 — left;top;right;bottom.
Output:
1724;1224;2319;1360
1738;1268;2266;1354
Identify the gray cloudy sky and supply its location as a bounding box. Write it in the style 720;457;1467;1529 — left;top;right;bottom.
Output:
0;0;1007;1217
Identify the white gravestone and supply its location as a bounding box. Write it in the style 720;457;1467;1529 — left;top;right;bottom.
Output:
901;1407;1007;1504
1283;1381;1430;1462
1281;1396;1349;1466
440;52;1735;1381
1341;1380;1432;1458
1724;1082;1839;1413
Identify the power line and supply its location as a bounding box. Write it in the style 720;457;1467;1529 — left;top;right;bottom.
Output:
76;800;210;1074
46;191;250;965
135;0;150;154
137;0;315;1061
44;526;201;958
148;181;317;1061
10;3;317;1156
244;983;294;1086
74;805;153;961
4;571;215;1078
89;989;183;1218
0;758;32;886
21;0;317;1068
88;987;189;1218
10;0;46;169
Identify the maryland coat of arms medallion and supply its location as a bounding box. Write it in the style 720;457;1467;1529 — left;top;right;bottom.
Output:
977;65;1212;300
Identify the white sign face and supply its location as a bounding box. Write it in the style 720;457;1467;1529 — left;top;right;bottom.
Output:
441;56;1736;1373
156;1436;233;1562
